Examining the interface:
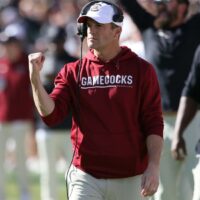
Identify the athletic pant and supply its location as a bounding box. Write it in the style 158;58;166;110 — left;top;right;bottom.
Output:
66;165;152;200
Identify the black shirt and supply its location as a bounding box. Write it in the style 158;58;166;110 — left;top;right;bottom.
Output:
182;45;200;103
119;0;200;111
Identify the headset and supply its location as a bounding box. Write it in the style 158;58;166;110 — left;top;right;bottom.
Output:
77;0;124;41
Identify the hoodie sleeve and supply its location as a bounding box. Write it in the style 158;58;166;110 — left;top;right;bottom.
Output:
41;65;72;127
139;60;164;138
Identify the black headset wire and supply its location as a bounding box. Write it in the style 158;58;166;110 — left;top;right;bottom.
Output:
65;36;84;200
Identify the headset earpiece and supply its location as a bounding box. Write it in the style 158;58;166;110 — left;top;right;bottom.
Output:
112;12;124;23
77;23;87;41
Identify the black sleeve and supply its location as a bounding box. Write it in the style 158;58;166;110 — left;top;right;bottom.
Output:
119;0;155;31
182;45;200;103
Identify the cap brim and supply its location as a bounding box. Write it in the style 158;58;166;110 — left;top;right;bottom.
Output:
77;15;123;27
77;15;112;24
77;16;89;23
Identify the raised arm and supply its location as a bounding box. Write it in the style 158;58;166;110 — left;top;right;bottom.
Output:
118;0;155;31
28;52;55;117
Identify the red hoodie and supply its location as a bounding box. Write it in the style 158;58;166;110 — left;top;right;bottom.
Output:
0;54;34;122
42;46;163;178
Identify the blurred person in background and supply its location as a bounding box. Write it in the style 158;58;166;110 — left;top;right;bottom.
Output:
118;0;200;200
0;3;39;170
171;44;200;200
35;0;80;57
0;32;34;200
0;0;48;52
119;10;145;59
17;0;49;51
34;27;76;200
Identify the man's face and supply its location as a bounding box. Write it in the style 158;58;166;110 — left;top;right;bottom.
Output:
154;0;179;28
86;18;121;51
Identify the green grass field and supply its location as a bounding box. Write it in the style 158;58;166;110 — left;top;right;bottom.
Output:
5;171;67;200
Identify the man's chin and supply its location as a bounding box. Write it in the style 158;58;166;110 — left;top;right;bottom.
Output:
88;43;96;49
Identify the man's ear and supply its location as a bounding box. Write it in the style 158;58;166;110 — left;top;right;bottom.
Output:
114;27;122;39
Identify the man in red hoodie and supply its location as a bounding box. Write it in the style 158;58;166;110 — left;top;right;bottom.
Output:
28;1;163;199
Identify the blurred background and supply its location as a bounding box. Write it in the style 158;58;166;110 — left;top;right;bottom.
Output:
0;0;200;200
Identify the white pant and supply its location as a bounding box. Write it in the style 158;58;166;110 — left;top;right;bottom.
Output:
36;129;72;200
66;165;152;200
153;112;200;200
0;120;33;199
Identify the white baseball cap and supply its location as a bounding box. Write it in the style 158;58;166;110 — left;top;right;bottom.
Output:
77;2;123;27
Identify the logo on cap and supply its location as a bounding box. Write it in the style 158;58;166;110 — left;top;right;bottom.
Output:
90;3;102;12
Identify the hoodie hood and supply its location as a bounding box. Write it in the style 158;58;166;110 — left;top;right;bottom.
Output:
85;46;137;65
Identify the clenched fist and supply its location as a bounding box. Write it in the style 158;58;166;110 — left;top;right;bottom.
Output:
28;52;45;80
